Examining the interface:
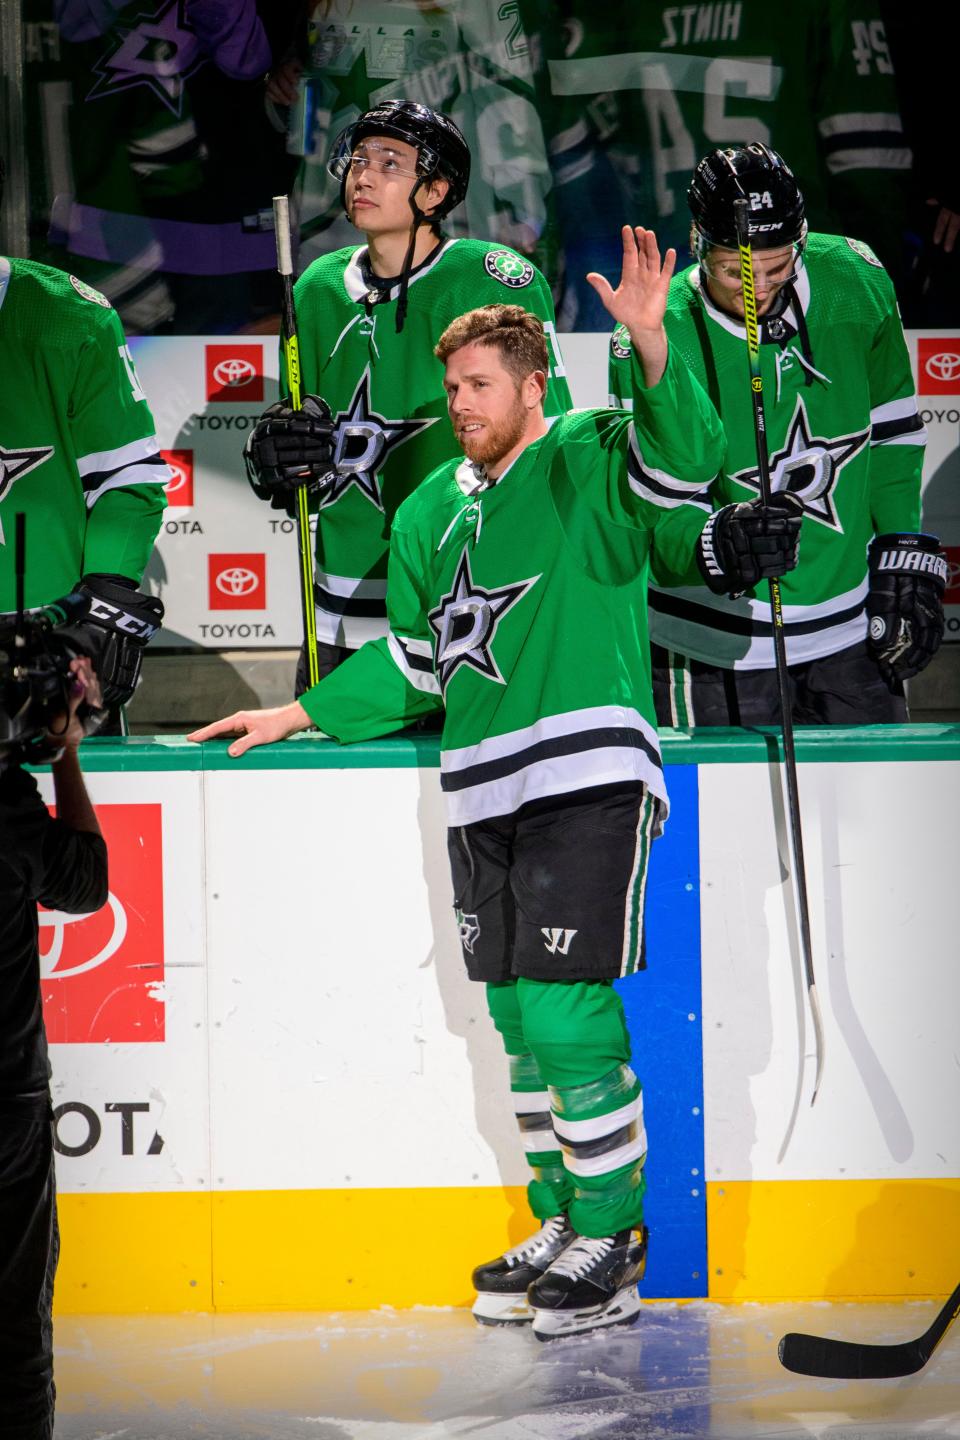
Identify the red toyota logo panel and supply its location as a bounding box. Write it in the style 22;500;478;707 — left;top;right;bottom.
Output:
205;343;264;403
208;553;267;609
40;804;165;1044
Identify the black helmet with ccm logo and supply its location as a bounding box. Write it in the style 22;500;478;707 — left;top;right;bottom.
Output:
688;143;806;253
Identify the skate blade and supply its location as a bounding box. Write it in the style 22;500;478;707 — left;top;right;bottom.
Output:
472;1291;533;1325
531;1284;643;1341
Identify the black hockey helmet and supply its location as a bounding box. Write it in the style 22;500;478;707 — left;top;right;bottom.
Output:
688;143;806;253
328;100;470;219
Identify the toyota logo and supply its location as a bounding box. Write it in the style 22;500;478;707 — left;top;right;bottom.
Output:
165;460;188;494
924;351;960;384
39;894;127;979
215;566;259;597
212;357;257;387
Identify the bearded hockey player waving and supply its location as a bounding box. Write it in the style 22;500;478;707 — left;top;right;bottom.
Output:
193;228;800;1338
610;143;945;726
244;101;570;689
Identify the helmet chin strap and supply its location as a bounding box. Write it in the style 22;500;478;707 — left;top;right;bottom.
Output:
396;178;431;334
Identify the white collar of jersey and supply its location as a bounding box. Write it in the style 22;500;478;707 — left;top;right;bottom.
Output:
0;258;11;313
343;237;460;304
690;259;811;341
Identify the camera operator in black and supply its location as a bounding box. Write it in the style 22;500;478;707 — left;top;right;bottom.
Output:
0;655;106;1440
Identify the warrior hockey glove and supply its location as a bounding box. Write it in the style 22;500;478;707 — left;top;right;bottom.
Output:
61;575;165;711
244;394;336;511
697;493;803;597
866;533;947;682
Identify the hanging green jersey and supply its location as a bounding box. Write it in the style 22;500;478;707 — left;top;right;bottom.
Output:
533;0;909;274
0;258;168;610
298;344;723;825
609;234;925;670
292;237;571;648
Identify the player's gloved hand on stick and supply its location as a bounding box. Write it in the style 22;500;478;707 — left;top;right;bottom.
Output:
697;492;803;597
244;394;336;510
866;532;947;682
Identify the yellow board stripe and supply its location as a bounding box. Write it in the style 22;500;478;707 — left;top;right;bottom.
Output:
707;1178;960;1300
55;1179;960;1313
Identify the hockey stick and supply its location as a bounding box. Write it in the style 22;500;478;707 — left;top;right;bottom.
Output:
273;194;320;689
779;1280;960;1378
733;199;825;1105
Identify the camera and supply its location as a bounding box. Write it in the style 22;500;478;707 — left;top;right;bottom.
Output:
0;590;97;766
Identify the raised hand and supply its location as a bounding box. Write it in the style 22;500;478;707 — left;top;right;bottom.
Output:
586;226;676;335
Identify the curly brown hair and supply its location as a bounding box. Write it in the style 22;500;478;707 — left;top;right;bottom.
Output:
434;304;548;384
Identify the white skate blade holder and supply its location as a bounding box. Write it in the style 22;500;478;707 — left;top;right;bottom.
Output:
531;1283;643;1340
472;1291;533;1325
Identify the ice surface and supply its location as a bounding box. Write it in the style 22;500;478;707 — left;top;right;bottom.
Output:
53;1300;960;1439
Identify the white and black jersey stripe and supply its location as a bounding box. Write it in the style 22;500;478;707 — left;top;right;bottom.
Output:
649;578;869;669
869;396;927;448
77;436;170;506
314;568;389;648
439;705;668;828
387;632;441;695
626;429;712;511
818;112;911;174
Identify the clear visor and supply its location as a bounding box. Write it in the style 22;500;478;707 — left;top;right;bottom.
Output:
328;126;437;183
697;229;807;290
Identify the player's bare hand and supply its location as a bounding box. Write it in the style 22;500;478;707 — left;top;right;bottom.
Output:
586;227;676;334
265;58;302;107
187;702;312;758
928;199;960;254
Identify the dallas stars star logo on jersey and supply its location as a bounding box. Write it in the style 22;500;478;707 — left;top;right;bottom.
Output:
324;369;436;512
428;546;540;692
87;0;206;118
484;250;534;289
731;396;869;531
0;446;56;542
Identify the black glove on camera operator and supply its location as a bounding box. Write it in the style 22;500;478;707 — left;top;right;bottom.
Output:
244;394;337;513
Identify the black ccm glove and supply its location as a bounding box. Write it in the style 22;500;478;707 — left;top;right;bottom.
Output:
244;394;336;512
60;575;164;711
866;532;947;683
697;493;803;598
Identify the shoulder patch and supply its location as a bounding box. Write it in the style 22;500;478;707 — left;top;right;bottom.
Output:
611;324;632;359
69;274;111;307
844;237;883;269
483;249;534;289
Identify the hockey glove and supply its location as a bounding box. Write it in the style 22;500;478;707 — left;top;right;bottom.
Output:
866;532;947;682
60;575;165;711
244;394;336;511
697;493;803;597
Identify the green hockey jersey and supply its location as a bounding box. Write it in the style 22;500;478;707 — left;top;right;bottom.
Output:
292;237;571;649
609;234;925;669
0;258;168;611
298;343;723;825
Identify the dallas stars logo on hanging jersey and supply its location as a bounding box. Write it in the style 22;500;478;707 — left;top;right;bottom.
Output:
87;0;206;117
324;369;436;512
428;546;539;692
731;397;869;531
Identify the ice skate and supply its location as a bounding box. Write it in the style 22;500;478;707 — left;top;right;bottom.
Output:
528;1225;648;1340
471;1214;575;1325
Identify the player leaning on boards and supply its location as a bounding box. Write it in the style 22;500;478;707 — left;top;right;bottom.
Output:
609;144;946;726
191;230;801;1339
0;218;168;720
245;100;571;689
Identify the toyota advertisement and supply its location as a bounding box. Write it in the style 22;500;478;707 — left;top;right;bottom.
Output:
129;332;960;648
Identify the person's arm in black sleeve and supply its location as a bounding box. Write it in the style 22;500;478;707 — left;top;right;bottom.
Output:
35;660;108;916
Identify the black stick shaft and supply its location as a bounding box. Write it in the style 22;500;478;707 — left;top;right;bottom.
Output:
273;195;319;690
733;200;824;1104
